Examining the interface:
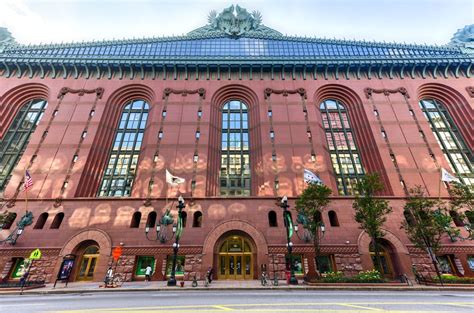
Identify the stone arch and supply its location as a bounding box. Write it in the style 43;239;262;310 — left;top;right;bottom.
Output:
207;84;263;196
0;82;49;138
357;229;412;277
55;228;113;282
202;220;268;274
314;84;392;195
417;83;473;151
75;84;155;197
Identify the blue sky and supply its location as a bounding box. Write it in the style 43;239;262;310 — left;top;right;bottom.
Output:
0;0;472;45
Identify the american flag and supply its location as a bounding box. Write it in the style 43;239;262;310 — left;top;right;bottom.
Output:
24;170;33;191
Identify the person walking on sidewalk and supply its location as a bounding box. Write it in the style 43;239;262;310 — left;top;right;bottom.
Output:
104;267;113;287
145;265;152;282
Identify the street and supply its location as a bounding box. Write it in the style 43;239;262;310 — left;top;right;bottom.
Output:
0;290;473;312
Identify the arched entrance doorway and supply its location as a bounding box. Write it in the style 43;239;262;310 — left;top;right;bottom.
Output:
77;245;100;281
370;240;396;279
217;235;254;280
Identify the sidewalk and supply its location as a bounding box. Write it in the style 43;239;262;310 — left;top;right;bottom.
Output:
1;280;474;295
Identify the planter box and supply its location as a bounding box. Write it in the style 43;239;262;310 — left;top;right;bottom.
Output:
305;282;408;287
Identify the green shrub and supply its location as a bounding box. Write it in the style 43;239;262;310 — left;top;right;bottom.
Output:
432;275;474;284
319;270;384;283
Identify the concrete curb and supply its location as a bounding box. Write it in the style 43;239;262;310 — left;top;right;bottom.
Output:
1;285;474;295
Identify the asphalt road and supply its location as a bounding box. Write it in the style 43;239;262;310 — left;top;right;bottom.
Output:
0;290;473;313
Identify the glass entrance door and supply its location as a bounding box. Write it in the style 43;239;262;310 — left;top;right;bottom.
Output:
217;235;253;280
77;246;99;281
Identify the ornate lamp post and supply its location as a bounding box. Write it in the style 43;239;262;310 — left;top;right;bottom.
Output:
0;211;33;245
143;196;185;286
280;196;298;285
145;210;177;243
168;196;185;286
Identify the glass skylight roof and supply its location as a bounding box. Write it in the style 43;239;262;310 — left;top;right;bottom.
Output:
4;37;462;59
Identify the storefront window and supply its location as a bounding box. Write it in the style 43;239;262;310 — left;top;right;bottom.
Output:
317;255;335;274
436;255;454;274
166;255;185;277
467;256;474;271
135;256;155;276
285;254;303;275
10;258;30;279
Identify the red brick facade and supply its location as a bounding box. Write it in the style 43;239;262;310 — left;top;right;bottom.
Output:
1;76;473;283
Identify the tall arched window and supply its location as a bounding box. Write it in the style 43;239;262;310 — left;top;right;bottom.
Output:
130;211;141;228
34;212;48;229
268;211;278;227
50;212;64;229
146;211;157;228
98;100;149;196
0;99;48;191
419;99;473;186
320;99;364;195
220;100;250;196
192;211;202;228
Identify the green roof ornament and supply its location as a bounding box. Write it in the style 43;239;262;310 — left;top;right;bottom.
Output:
188;4;282;38
0;27;15;53
449;24;474;54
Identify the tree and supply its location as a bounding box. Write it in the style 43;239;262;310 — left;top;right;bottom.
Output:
401;186;458;284
449;182;473;240
353;173;392;274
295;182;332;277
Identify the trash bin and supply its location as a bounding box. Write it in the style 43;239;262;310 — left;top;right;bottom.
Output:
285;271;290;284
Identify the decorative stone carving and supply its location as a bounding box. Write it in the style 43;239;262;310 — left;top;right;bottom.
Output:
57;87;105;99
264;88;307;99
449;24;474;54
188;5;282;38
162;88;206;99
364;87;409;99
466;86;474;98
0;27;15;53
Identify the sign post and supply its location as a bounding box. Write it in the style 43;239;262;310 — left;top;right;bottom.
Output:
53;254;76;288
20;249;42;294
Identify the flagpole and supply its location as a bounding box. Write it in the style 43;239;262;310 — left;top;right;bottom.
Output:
438;167;442;202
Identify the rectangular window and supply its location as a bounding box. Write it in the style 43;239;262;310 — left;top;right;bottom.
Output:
72;155;78;163
381;130;387;139
90;110;95;117
81;131;87;139
285;254;303;275
373;110;379;117
135;256;155;277
166;255;185;277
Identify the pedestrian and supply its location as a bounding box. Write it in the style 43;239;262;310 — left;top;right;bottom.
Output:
145;264;152;282
104;267;113;287
207;266;214;283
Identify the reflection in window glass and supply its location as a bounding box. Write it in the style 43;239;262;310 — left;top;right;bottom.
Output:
0;99;48;191
320;99;365;195
419;99;473;185
98;100;149;196
220;100;250;196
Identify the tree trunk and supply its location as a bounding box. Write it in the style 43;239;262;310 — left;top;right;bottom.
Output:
427;246;443;286
372;237;383;275
313;229;321;279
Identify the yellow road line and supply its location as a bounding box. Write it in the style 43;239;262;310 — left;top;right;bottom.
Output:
212;305;234;311
339;303;383;311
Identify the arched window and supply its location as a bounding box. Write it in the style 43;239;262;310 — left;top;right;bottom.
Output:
449;210;464;227
34;212;48;229
0;99;48;191
419;99;473;186
130;211;141;228
328;211;339;227
146;211;157;228
181;211;187;228
98;100;150;197
50;212;64;229
220;100;250;196
1;212;17;230
192;211;202;227
268;210;278;227
403;210;416;227
320;99;364;195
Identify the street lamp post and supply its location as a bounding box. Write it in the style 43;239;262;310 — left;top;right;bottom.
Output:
280;196;298;285
168;196;185;286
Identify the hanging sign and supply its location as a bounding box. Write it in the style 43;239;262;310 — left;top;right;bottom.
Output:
112;246;122;261
29;248;42;260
